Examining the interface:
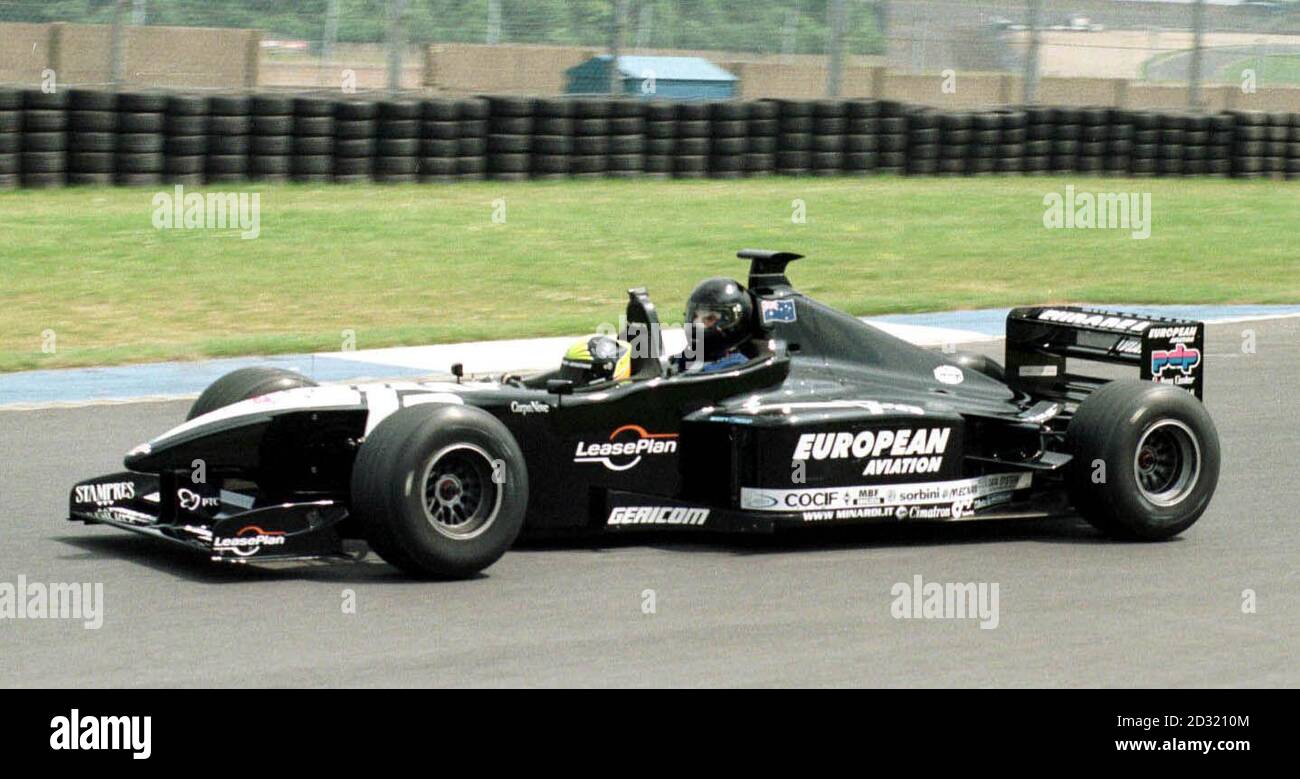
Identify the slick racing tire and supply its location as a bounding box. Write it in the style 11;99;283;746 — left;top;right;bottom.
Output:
1066;380;1219;540
186;367;318;421
352;405;528;579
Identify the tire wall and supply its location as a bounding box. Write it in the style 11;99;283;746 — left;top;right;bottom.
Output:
1;87;1296;188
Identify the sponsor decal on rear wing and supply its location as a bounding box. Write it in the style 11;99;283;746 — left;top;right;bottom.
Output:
1006;306;1204;400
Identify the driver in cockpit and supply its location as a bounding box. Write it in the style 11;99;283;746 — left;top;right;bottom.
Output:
558;335;632;385
677;277;755;373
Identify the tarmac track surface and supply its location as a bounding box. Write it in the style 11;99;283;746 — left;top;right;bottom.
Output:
0;318;1296;687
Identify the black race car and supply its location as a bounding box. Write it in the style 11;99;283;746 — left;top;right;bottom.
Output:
68;250;1220;577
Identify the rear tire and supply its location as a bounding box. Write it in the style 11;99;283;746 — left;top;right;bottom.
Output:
187;367;317;420
1066;380;1219;540
351;405;528;579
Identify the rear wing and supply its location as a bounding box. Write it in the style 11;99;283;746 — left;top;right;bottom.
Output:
1006;306;1204;401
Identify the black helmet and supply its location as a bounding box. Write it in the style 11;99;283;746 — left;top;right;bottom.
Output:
685;277;753;360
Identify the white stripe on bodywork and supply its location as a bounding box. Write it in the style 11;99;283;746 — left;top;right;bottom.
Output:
361;388;465;434
149;381;486;445
152;385;365;444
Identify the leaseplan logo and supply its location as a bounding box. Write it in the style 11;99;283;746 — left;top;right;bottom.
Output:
213;525;287;557
574;425;678;471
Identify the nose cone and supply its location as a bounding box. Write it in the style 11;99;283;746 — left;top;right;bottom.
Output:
123;442;152;470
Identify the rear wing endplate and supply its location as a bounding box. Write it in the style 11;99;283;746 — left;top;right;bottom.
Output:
1006;306;1205;400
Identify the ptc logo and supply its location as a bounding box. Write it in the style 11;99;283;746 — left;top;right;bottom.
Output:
573;425;678;471
177;488;218;512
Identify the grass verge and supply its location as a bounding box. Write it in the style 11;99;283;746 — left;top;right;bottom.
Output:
1;176;1296;372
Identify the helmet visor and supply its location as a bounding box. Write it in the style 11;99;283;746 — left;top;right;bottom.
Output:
690;303;742;334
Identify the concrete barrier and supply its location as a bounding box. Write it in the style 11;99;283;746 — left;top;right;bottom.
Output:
0;23;50;84
0;22;260;88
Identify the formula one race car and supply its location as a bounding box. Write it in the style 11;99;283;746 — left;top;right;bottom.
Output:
69;250;1220;578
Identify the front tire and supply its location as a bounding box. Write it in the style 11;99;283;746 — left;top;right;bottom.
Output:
1066;380;1220;540
351;405;528;578
187;366;317;420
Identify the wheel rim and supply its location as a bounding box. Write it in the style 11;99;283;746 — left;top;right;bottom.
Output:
420;444;501;540
1133;419;1201;508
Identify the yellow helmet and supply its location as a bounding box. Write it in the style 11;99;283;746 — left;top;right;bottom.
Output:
559;335;632;384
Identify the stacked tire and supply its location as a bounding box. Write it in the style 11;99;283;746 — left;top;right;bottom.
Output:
775;99;811;176
1157;113;1185;177
1265;112;1289;180
206;94;250;183
905;108;939;176
292;95;334;184
745;100;779;177
248;93;292;183
643;101;676;179
1130;111;1159;177
67;88;116;187
937;111;970;176
165;93;209;185
1181;113;1210;177
876;102;908;175
1050;106;1080;174
334;99;377;184
1105;109;1134;177
1077;107;1108;174
1206;113;1234;177
570;98;610;179
526;98;570;180
1288;113;1300;181
811;99;846;176
375;98;419;183
22;88;68;188
115;91;166;186
1229;111;1266;179
996;108;1027;175
0;88;19;189
419;98;460;183
487;96;532;182
673;101;709;179
708;101;746;179
966;112;1001;175
1023;106;1053;176
455;98;489;181
608;100;645;178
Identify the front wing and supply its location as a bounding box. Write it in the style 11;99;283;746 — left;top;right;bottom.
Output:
68;471;350;563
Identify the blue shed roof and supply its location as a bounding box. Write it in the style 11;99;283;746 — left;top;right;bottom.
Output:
585;55;737;82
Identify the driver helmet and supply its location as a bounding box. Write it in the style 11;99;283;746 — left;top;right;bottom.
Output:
685;277;753;360
559;335;632;385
